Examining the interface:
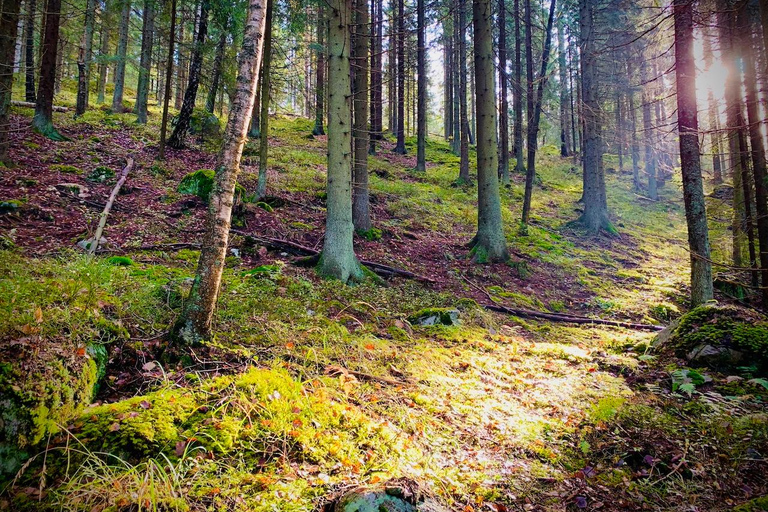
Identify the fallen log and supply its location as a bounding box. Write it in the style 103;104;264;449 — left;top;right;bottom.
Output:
482;303;664;331
230;230;435;283
88;157;134;254
12;100;68;112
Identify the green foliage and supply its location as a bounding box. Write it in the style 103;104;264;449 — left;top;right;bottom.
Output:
50;164;82;175
106;256;134;266
86;166;116;183
358;227;383;241
589;397;625;422
670;368;710;396
256;201;274;212
242;264;282;278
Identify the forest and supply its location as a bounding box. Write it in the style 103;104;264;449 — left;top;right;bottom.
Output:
1;0;768;508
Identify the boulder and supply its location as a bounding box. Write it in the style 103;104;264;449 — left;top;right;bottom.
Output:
408;308;460;327
332;484;450;512
172;108;221;139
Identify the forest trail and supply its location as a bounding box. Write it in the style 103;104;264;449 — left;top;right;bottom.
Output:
1;111;766;512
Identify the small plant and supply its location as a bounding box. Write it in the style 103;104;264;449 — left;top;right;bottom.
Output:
106;256;134;266
358;227;383;241
50;164;83;175
86;166;116;183
671;368;711;396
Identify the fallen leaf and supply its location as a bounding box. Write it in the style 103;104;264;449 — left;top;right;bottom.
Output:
142;361;157;371
109;422;121;432
34;307;43;324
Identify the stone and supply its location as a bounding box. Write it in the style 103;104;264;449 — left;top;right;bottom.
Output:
409;308;460;327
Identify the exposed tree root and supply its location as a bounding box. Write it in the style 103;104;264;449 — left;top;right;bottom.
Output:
483;302;663;331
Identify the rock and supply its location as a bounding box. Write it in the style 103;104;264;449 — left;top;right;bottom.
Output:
55;182;90;198
408;308;460;326
77;237;108;251
172;108;221;139
686;344;745;367
332;485;450;512
709;184;734;202
0;200;22;214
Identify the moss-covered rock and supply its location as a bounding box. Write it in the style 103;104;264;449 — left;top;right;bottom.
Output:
0;199;22;214
172;108;221;139
656;305;768;373
177;169;247;203
408;308;460;326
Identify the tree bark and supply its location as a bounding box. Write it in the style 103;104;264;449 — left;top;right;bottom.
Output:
174;0;267;344
206;19;228;114
512;0;523;172
111;0;131;112
393;0;406;154
469;0;508;263
628;87;640;191
458;0;470;181
32;0;65;140
557;18;570;158
369;0;383;152
133;0;155;123
673;0;713;306
96;2;110;105
451;4;460;155
312;3;325;136
498;0;509;184
640;59;656;200
168;0;210;148
158;0;177;160
415;0;426;171
257;0;273;199
23;0;35;102
521;0;555;226
75;0;97;116
318;0;363;282
0;0;21;162
352;0;371;230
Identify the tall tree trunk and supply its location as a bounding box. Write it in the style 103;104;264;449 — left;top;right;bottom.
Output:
640;59;657;200
388;2;395;135
312;3;325;135
249;65;262;137
353;0;371;229
369;0;383;152
458;0;470;181
557;18;570;157
168;0;210;148
111;0;130;112
577;0;612;233
32;0;65;140
521;0;556;226
96;2;110;105
701;23;723;184
415;0;426;171
23;0;35;102
158;0;176;160
134;0;155;123
469;0;507;262
512;0;523;172
0;0;22;161
443;15;452;141
741;15;768;307
629;87;640;190
318;0;363;282
256;0;273;199
75;0;97;116
394;0;406;153
673;0;713;306
615;90;623;173
206;20;227;114
498;0;509;184
174;0;267;344
451;3;460;155
524;0;533;156
175;14;185;110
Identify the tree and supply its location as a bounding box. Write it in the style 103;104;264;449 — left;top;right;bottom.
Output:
23;0;35;102
557;18;571;157
256;0;274;199
96;2;112;105
312;4;325;136
111;0;131;112
206;16;229;114
174;0;268;344
76;0;97;116
318;0;363;282
369;0;383;153
158;0;177;160
393;0;406;154
521;0;555;227
673;0;713;306
168;0;211;148
512;0;523;173
352;0;371;230
468;0;508;263
458;0;470;182
0;0;21;162
577;0;612;233
415;0;426;172
498;0;510;184
640;58;656;200
33;0;66;140
134;0;156;123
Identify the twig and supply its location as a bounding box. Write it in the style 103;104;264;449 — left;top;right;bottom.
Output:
89;157;134;253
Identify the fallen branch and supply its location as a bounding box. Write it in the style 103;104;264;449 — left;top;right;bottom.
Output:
89;157;134;254
12;100;68;112
324;364;407;386
482;303;663;331
230;230;435;283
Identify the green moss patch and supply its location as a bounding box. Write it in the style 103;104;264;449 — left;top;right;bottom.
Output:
177;169;246;203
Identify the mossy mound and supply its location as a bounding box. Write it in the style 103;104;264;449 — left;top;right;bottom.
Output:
408;308;460;326
177;169;247;203
657;305;768;373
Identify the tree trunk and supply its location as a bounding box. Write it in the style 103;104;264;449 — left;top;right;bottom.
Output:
469;0;508;262
75;0;96;116
521;0;555;226
443;16;452;142
615;90;623;173
640;59;656;200
133;0;155;123
451;4;460;155
577;0;612;233
318;0;363;283
174;0;267;344
388;3;395;135
312;3;325;136
512;0;523;172
175;14;185;110
206;20;228;114
557;18;570;158
673;0;713;306
415;0;426;171
158;0;177;160
0;0;22;162
629;88;640;191
394;0;406;154
740;13;768;307
498;0;509;184
369;0;383;152
23;0;35;102
168;0;210;148
352;0;371;230
249;65;262;137
256;0;273;199
32;0;64;140
111;0;130;112
458;0;470;182
96;2;110;105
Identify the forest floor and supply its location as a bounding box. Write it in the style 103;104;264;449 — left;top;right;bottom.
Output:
1;104;767;512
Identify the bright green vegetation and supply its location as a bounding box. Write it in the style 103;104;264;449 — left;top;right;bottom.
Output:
177;169;247;203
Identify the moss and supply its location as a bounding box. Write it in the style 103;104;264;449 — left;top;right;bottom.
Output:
733;496;768;512
358;227;383;241
50;164;83;175
106;255;133;266
0;199;22;214
177;169;246;203
256;201;274;212
408;308;460;326
86;166;116;183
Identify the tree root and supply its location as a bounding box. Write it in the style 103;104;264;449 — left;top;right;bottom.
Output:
483;302;663;331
